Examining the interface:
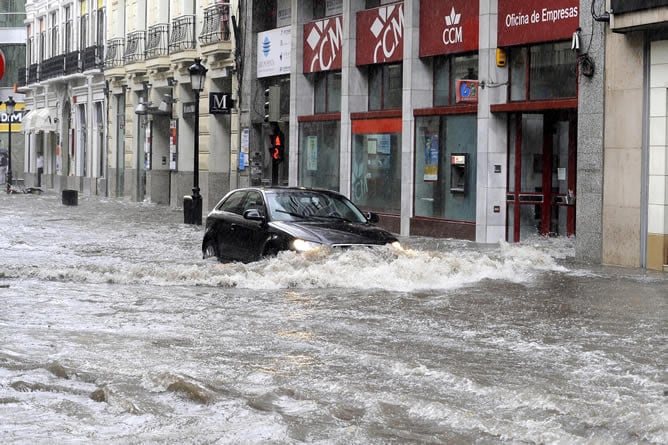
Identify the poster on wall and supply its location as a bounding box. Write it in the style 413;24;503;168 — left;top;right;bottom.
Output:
241;127;250;167
257;26;292;78
144;124;151;170
306;136;318;171
55;144;62;175
423;133;439;181
169;119;177;171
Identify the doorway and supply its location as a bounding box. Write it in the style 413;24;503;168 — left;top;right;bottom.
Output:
507;111;576;242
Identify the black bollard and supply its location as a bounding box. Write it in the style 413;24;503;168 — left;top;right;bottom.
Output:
62;189;78;206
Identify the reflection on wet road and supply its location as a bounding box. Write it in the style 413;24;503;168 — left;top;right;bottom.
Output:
0;192;666;443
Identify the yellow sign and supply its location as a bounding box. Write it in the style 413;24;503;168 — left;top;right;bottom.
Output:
0;102;26;133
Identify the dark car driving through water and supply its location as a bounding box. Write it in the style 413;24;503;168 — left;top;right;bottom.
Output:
202;187;400;262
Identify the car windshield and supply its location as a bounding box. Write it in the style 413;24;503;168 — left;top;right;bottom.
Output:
266;190;368;223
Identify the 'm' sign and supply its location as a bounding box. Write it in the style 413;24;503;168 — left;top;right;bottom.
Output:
303;16;343;73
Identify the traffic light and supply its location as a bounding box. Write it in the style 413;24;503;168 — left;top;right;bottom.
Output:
269;130;284;163
263;86;280;123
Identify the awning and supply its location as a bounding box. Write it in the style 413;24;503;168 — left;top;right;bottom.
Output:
21;108;57;133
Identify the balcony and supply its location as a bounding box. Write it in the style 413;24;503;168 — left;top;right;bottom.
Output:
82;45;104;71
169;15;197;63
104;37;124;68
199;3;233;59
146;23;171;72
124;30;147;75
64;51;80;75
28;63;39;84
123;30;146;64
41;55;65;80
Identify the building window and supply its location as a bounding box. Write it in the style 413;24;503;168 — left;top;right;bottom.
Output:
510;41;577;101
38;17;46;62
65;6;72;53
414;115;477;221
50;11;59;57
314;71;341;114
369;63;402;111
434;53;478;106
313;0;342;18
352;129;401;213
299;121;340;191
26;24;33;65
80;14;89;49
96;7;105;47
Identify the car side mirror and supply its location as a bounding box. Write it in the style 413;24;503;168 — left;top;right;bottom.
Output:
244;209;265;221
366;212;380;224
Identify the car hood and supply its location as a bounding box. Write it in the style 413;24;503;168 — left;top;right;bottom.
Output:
271;220;397;246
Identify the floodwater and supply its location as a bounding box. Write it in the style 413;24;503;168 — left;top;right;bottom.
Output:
0;191;666;444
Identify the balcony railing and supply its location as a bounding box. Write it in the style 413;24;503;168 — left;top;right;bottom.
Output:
170;15;196;53
105;37;124;68
82;45;104;71
40;54;65;80
64;51;80;75
199;3;231;45
28;63;39;84
146;23;170;59
123;30;146;63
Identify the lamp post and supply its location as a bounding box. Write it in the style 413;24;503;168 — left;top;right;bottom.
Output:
5;96;16;193
185;58;207;225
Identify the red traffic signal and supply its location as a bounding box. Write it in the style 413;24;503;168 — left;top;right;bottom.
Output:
269;132;284;163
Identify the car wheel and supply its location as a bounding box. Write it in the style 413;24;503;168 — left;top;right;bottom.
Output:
262;244;279;258
202;238;219;260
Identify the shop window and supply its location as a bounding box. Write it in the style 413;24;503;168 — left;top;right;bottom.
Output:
314;71;341;114
299;121;341;191
313;0;342;18
510;42;576;101
352;132;401;213
414;114;477;221
434;53;478;106
0;0;26;27
369;63;402;111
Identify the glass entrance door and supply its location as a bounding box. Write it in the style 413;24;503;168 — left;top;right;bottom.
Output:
507;111;576;242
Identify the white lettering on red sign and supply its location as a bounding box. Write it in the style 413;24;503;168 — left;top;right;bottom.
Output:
442;7;463;46
505;6;578;28
306;16;343;72
371;4;404;63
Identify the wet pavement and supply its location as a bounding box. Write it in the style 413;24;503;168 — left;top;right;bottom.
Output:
0;191;666;444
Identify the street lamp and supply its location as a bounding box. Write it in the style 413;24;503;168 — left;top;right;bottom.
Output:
5;96;16;193
185;58;207;225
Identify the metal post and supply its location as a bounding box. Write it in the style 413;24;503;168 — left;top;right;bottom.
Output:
191;89;202;225
5;96;16;193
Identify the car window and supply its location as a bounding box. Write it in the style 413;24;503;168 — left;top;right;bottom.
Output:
267;191;367;223
218;191;247;215
243;191;265;215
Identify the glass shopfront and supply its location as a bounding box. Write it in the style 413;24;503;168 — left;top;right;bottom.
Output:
351;121;401;213
298;120;340;191
414;114;477;221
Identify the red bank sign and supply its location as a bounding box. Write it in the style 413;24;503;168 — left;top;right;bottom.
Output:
498;0;579;47
356;3;404;65
303;15;343;73
419;0;479;57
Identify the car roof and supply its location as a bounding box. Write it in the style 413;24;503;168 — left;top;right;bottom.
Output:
232;186;344;197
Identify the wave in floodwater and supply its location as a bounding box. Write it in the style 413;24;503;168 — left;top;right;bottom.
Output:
1;239;570;291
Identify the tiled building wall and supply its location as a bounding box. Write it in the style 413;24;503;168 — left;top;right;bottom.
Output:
649;40;668;269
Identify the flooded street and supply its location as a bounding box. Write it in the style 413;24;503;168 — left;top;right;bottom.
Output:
0;191;666;444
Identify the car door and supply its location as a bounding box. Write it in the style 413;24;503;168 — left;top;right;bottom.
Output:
214;190;248;261
230;191;269;261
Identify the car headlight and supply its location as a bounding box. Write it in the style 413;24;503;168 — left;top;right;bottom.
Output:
390;241;402;250
292;239;322;252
